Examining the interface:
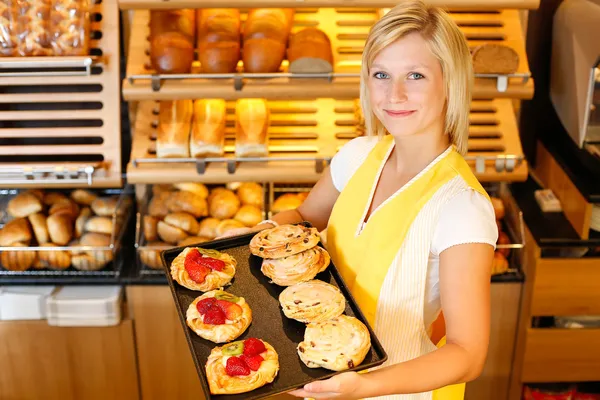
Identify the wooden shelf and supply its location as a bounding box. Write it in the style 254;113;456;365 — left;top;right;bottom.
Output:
126;98;527;184
123;8;533;101
118;0;540;10
0;0;122;188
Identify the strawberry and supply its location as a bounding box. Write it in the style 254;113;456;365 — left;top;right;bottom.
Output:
217;300;243;320
197;256;225;272
184;249;211;283
240;354;264;371
196;297;218;314
225;356;250;377
243;338;266;357
203;308;226;325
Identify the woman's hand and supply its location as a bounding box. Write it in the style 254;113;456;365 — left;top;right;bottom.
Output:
288;371;366;400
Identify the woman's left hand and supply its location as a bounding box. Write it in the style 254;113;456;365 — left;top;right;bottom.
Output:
288;371;365;400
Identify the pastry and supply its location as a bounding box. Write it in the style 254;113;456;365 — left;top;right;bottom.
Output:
262;246;330;286
471;43;519;75
164;212;200;235
198;217;221;239
209;189;241;219
84;216;114;236
168;191;209;218
0;242;36;271
279;279;345;323
171;247;236;292
250;224;320;259
196;9;241;73
47;213;73;246
206;338;279;395
79;232;113;264
7;192;43;218
298;315;370;371
173;183;209;199
157;100;193;158
75;207;92;238
70;189;97;205
178;236;211;246
38;243;71;270
191;99;227;157
140;241;169;270
143;215;159;242
186;289;252;343
216;219;246;237
49;200;80;220
157;221;188;245
91;196;119;217
43;192;70;206
271;193;303;214
28;213;49;244
235;99;270;157
236;182;264;208
0;218;32;246
148;191;171;218
234;205;263;228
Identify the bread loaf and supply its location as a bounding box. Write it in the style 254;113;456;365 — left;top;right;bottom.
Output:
191;99;227;157
7;192;43;218
242;9;294;73
471;44;519;75
149;10;196;74
235;99;270;157
196;9;240;73
287;28;333;73
157;100;193;158
0;218;32;246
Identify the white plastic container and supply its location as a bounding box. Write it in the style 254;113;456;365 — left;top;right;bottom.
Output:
0;286;56;320
46;286;122;326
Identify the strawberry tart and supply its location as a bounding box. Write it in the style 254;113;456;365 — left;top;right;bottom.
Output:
171;247;236;292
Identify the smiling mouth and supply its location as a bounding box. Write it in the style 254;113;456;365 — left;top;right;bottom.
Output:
384;110;416;117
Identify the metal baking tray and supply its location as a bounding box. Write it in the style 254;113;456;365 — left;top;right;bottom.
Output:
161;228;388;400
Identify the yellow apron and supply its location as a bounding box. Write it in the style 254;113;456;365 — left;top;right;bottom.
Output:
326;135;488;400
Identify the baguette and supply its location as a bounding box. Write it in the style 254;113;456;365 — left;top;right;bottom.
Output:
149;10;196;74
157;100;193;158
196;9;240;73
235;99;270;157
191;99;227;157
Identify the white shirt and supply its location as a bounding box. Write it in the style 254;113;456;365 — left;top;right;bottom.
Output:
329;136;498;328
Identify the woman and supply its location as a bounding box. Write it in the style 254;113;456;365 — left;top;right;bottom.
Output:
224;1;497;398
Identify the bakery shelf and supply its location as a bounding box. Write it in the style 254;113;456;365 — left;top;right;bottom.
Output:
127;98;527;184
0;0;122;188
123;8;533;101
118;0;540;10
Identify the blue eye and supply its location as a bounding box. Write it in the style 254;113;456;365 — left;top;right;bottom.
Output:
372;71;389;79
408;72;425;80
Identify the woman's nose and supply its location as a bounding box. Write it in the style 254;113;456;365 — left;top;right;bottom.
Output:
388;80;408;103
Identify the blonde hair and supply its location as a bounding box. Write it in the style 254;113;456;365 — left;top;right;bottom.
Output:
360;0;473;155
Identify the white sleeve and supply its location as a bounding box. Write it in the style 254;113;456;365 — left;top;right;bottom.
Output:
431;189;498;256
329;136;378;192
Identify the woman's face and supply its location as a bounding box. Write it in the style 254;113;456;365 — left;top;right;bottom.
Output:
368;32;446;139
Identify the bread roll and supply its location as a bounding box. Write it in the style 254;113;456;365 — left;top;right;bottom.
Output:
164;212;200;235
75;207;92;238
272;193;303;214
143;215;159;242
234;205;263;227
196;9;240;73
84;216;114;235
215;219;245;237
191;99;226;157
157;221;188;244
7;192;43;218
25;189;45;201
209;189;240;219
91;196;119;217
177;236;211;246
167;191;208;218
49;200;80;220
79;232;113;264
47;213;73;246
173;182;209;199
287;28;333;73
157;100;193;158
149;10;196;74
497;231;511;257
198;217;220;239
237;182;263;208
207;187;229;205
472;44;519;75
152;184;174;196
43;192;70;206
38;243;71;270
71;254;107;271
70;189;97;205
0;218;32;246
28;213;49;244
0;242;36;271
296;191;309;202
235;99;270;157
148;191;171;218
490;197;505;220
140;241;168;270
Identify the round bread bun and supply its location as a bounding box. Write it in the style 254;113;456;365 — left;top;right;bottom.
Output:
49;200;80;220
148;191;171;218
262;246;330;286
25;189;45;201
249;224;320;259
84;216;113;235
43;192;70;206
186;289;252;343
209;190;241;220
157;221;188;245
279;279;345;323
208;187;230;206
38;243;72;270
490;197;505;220
7;192;43;218
216;219;245;238
174;182;209;199
0;218;32;246
79;232;113;264
234;205;263;228
271;193;303;214
70;189;98;206
168;191;208;218
28;213;49;244
143;215;159;242
164;212;200;235
170;247;236;292
140;241;169;270
75;207;92;238
198;218;221;239
206;339;279;395
298;315;370;371
71;254;107;271
236;182;263;208
91;196;119;217
0;242;37;271
47;213;73;246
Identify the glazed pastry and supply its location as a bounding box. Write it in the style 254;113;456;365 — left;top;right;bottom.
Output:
171;247;236;291
178;236;211;246
173;182;210;199
198;217;221;239
206;338;279;395
186;289;252;343
234;205;263;227
168;191;209;218
7;192;43;218
236;182;264;208
216;219;245;237
209;189;240;219
70;189;97;205
249;224;320;259
262;246;330;286
297;315;370;371
279;279;345;323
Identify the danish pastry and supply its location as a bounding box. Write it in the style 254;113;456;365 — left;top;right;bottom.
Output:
249;224;320;259
279;279;345;323
262;246;330;286
206;338;279;395
186;290;252;343
297;315;370;371
171;247;236;291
